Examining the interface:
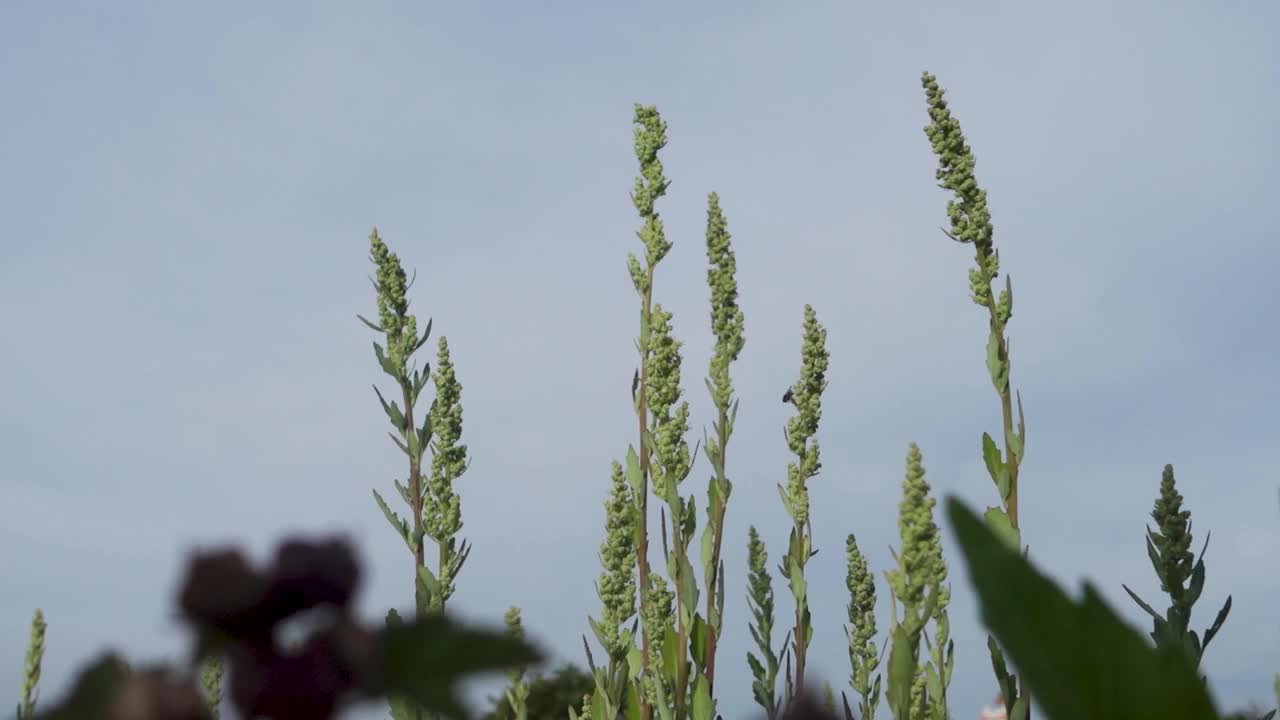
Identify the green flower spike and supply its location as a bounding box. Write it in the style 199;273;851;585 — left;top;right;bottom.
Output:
845;534;881;720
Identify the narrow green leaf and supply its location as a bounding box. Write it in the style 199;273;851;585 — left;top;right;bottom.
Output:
700;526;715;580
983;507;1020;552
986;329;1006;393
689;612;709;667
691;673;714;720
983;632;1013;702
1121;584;1163;622
417;565;442;602
924;664;942;708
356;313;383;332
411;317;434;354
1201;595;1232;652
372;489;416;555
625;681;642;720
1009;695;1029;720
373;384;406;429
788;559;807;607
587;617;611;654
626;446;644;501
1145;532;1165;580
885;625;916;720
373;342;400;378
982;432;1009;499
1187;533;1212;609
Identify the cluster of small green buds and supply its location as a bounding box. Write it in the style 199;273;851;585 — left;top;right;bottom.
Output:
596;461;638;658
201;655;223;720
646;304;692;501
368;229;420;376
1150;464;1194;594
705;192;745;409
627;104;673;298
632;105;673;267
641;576;675;706
18;609;46;720
886;444;942;624
845;534;880;720
782;305;829;528
921;73;996;296
425;336;466;545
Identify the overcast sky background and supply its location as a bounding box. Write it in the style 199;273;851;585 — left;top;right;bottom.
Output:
2;2;1278;718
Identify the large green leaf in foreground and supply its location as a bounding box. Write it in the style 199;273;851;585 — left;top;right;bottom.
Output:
945;497;1220;720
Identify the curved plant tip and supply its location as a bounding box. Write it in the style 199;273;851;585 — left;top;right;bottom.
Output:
17;609;46;720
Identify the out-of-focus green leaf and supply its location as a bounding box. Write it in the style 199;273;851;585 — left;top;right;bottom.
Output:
380;614;544;720
946;496;1220;720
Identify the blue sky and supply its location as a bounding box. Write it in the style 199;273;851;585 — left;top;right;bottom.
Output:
2;1;1278;718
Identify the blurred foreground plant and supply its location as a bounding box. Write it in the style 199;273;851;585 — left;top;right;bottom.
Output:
17;535;539;720
947;496;1219;720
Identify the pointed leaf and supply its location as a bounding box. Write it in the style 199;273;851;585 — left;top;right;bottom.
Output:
983;507;1020;552
841;690;856;720
373;384;406;430
372;489;416;555
373;341;400;378
691;673;714;720
986;329;1006;393
1009;695;1029;720
982;432;1009;499
1011;390;1026;461
885;625;916;720
1122;584;1164;622
689;612;709;667
356;313;383;332
626;446;644;503
1201;595;1232;652
1145;532;1165;581
411;317;433;354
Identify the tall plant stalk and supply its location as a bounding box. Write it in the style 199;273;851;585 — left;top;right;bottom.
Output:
778;304;829;707
698;191;745;705
623;102;673;720
362;228;470;720
921;71;1028;720
614;103;710;720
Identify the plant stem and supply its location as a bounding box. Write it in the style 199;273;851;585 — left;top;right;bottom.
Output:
921;70;1029;720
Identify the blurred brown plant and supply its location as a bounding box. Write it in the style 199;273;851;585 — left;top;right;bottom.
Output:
27;535;540;720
